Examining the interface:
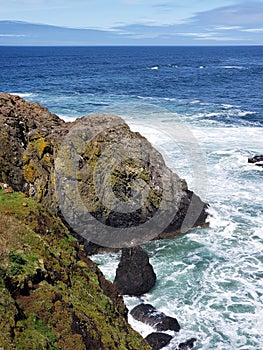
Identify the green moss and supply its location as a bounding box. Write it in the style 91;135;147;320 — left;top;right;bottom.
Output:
0;190;151;350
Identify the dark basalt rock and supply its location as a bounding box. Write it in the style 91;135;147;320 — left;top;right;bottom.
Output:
178;337;197;349
145;332;173;350
248;155;263;163
114;246;156;296
130;303;180;332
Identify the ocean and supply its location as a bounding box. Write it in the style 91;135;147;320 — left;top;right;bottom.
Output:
1;46;262;349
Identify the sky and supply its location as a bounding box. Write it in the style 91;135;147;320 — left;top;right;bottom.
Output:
0;0;263;45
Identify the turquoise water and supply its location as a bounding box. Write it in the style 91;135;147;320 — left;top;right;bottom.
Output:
93;113;263;350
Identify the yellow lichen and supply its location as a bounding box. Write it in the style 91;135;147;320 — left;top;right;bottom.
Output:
23;160;39;183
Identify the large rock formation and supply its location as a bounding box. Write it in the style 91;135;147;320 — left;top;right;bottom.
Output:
0;92;208;251
114;246;156;296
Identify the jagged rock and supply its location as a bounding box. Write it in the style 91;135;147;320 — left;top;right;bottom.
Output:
178;337;197;349
130;303;180;332
113;246;156;296
145;332;173;350
0;92;208;251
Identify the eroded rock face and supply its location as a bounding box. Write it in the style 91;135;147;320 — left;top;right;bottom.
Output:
130;303;180;332
0;92;208;251
113;246;156;296
0;92;67;210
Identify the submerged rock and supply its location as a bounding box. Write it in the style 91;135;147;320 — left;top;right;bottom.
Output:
145;332;173;350
130;303;180;332
114;246;156;296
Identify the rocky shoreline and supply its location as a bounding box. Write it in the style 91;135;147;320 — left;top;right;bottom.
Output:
0;93;209;349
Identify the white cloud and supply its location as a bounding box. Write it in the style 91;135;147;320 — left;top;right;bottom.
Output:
0;33;26;37
177;32;218;38
241;27;263;32
215;25;242;30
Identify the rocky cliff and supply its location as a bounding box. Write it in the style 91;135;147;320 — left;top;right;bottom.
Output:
0;189;151;350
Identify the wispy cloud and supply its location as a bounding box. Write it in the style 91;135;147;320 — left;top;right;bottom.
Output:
215;26;243;31
241;27;263;32
111;1;263;44
189;1;263;26
0;33;26;37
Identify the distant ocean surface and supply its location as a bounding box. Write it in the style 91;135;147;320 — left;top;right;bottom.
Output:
1;46;263;349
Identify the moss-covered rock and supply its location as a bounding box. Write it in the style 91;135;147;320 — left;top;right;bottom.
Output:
0;190;151;349
0;93;208;250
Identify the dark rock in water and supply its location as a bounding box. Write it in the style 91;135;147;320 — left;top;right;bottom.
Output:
114;246;156;296
130;303;180;332
178;337;197;349
248;155;263;163
145;332;173;350
255;163;263;167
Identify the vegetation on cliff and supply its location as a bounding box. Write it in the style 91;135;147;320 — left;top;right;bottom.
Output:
0;189;151;349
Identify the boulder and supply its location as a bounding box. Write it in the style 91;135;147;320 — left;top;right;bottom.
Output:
113;246;156;296
130;303;180;332
145;332;173;350
178;337;197;349
248;155;263;163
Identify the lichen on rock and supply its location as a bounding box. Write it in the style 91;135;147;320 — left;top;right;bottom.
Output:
0;93;208;251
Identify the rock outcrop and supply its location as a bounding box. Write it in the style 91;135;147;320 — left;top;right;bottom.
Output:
130;304;180;332
145;332;173;350
114;246;156;296
248;155;263;167
178;337;197;349
0;92;208;251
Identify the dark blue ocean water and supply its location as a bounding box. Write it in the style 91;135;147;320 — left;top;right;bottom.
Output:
0;46;263;126
1;46;263;350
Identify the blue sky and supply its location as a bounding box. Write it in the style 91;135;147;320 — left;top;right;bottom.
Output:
0;0;263;45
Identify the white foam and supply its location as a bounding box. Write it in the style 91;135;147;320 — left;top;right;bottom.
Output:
190;99;201;104
237;110;256;117
222;65;246;69
221;103;236;109
10;92;35;98
57;114;78;122
148;65;159;70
